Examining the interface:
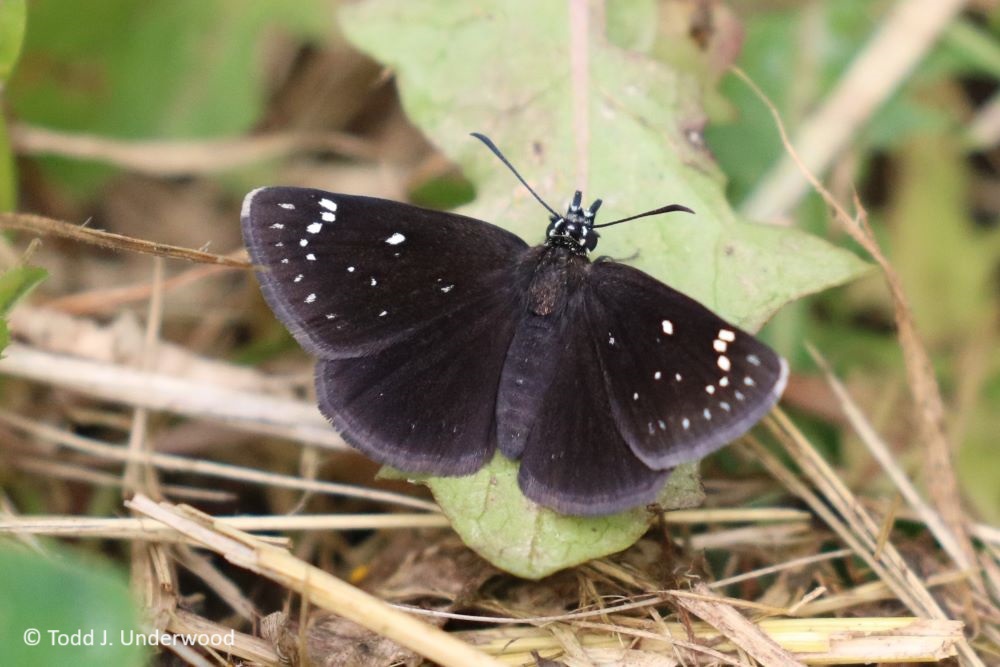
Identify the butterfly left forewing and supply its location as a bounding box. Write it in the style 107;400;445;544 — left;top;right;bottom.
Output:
585;260;788;469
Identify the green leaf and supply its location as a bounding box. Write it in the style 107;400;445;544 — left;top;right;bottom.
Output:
343;0;867;576
0;264;46;315
0;544;147;667
424;457;702;579
0;0;26;211
0;116;15;212
0;0;26;81
892;137;997;342
0;264;47;353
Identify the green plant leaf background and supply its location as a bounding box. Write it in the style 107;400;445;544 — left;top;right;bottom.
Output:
0;0;26;210
7;0;331;195
342;0;868;577
0;545;147;667
0;264;48;353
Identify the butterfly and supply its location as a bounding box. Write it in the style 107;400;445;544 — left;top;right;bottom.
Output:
241;134;788;516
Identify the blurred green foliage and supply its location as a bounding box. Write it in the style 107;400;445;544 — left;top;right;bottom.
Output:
0;263;47;352
0;544;147;667
0;0;26;210
7;0;331;194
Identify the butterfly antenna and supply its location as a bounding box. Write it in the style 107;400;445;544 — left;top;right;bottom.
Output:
592;204;695;229
470;133;562;219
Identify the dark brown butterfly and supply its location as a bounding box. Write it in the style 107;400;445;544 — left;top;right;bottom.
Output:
241;134;787;515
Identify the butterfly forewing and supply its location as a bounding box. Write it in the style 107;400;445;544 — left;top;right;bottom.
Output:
243;186;534;474
586;260;788;469
241;187;529;358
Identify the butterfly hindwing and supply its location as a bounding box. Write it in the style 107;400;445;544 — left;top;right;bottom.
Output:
516;287;672;515
315;273;532;474
241;187;529;358
586;260;788;469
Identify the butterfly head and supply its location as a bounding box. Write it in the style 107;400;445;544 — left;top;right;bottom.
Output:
546;190;603;254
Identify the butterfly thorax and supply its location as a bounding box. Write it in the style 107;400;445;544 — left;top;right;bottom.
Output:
525;246;588;317
545;190;602;254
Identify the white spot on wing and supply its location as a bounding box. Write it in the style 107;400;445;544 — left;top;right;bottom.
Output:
661;320;674;335
440;284;454;293
744;376;755;386
269;223;284;229
654;371;662;380
633;392;639;401
718;329;736;342
293;274;303;283
718;355;731;371
385;232;406;245
720;377;729;387
675;373;682;382
713;339;727;352
278;203;295;210
657;420;666;430
319;198;337;212
306;254;316;261
307;222;322;234
379;310;387;317
370;277;378;286
305;293;316;304
747;354;761;366
682;418;690;430
299;239;308;247
347;266;355;272
706;385;715;394
321;211;336;222
720;402;731;411
703;408;711;420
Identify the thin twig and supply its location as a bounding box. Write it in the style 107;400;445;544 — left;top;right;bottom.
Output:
0;513;450;538
0;408;437;512
569;0;590;190
0;212;250;268
0;343;345;450
806;344;965;568
10;122;375;175
126;495;505;667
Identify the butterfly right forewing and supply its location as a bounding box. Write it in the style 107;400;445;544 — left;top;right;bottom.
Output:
586;260;788;469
